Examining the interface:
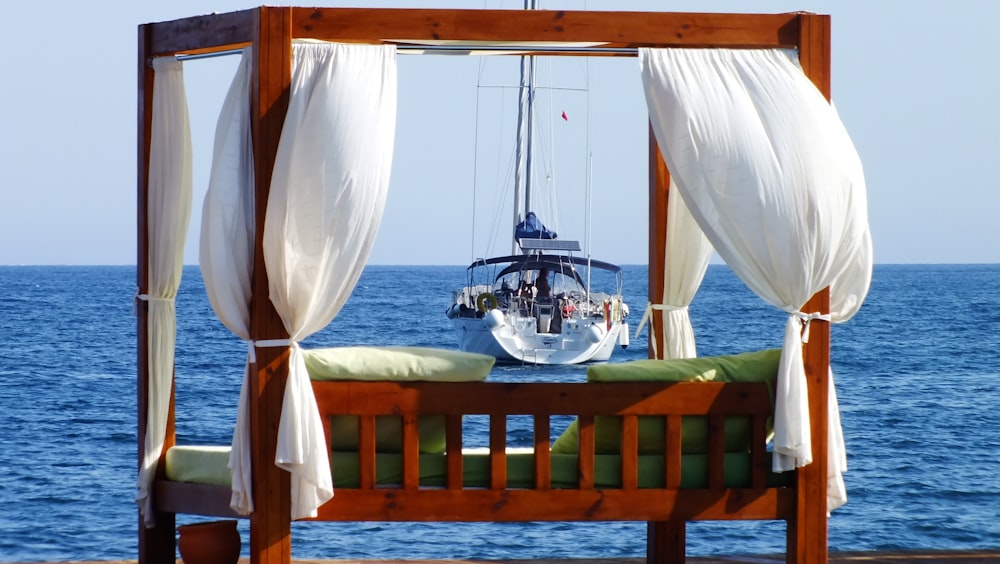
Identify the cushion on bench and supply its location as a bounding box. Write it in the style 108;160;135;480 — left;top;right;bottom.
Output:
164;445;792;490
303;346;495;382
303;346;495;454
551;349;781;455
165;445;232;487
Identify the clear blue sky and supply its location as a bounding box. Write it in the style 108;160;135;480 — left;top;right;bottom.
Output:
1;0;997;266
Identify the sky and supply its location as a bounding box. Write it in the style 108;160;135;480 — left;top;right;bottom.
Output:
0;0;997;266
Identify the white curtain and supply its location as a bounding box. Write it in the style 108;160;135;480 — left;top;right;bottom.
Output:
198;49;256;515
640;48;871;511
633;178;713;359
135;57;193;526
263;42;397;519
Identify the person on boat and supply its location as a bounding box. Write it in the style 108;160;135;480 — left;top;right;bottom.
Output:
517;279;533;298
534;268;551;301
533;268;561;334
513;278;534;316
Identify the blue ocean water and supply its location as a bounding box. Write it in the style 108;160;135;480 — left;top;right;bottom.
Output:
0;264;998;561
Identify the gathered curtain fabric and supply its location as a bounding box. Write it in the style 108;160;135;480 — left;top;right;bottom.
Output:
633;178;713;360
201;43;397;519
639;47;871;511
198;49;256;514
263;42;397;520
135;57;193;526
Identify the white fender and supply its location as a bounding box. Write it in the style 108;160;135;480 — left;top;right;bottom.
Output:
484;308;505;330
585;323;604;344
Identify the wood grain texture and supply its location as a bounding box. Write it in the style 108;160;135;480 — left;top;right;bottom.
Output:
788;13;833;564
310;382;773;416
136;23;176;564
313;488;790;522
647;125;671;360
146;9;255;56
648;520;686;564
290;8;800;49
139;8;803;58
248;7;293;564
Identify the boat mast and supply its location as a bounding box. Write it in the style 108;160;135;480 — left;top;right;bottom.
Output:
523;53;536;226
512;0;537;254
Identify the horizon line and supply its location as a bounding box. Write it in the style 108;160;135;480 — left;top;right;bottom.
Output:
1;262;999;268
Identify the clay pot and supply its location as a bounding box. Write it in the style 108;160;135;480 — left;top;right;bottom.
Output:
177;520;241;564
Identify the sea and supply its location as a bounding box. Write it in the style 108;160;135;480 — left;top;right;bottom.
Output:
1;264;998;561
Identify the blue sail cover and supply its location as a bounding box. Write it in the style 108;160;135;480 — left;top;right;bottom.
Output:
515;211;557;241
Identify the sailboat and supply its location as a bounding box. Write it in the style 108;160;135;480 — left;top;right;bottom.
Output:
446;18;630;365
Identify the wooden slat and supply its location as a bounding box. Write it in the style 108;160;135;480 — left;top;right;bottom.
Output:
358;416;376;490
290;8;800;49
490;415;507;490
577;415;595;490
665;415;683;489
707;415;726;489
533;415;551;490
314;487;792;523
322;416;334;459
156;478;792;524
402;416;420;490
621;415;639;490
751;415;768;489
446;414;463;490
311;381;773;417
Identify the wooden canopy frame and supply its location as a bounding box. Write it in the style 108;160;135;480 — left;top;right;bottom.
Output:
137;6;832;564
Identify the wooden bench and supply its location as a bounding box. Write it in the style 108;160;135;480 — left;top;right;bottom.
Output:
155;379;793;561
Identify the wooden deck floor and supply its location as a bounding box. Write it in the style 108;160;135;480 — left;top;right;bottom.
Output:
12;552;1000;564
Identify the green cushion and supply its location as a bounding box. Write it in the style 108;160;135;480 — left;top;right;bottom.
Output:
584;348;781;384
303;346;495;382
165;446;232;487
304;346;494;454
164;445;792;490
551;349;780;455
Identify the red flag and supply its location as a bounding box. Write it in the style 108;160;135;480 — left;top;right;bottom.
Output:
561;111;568;121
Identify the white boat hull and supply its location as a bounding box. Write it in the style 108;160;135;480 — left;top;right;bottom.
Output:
451;315;627;365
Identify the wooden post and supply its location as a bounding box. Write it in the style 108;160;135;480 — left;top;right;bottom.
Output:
248;7;293;564
136;23;177;564
646;123;685;564
786;12;832;564
648;520;685;564
647;123;670;361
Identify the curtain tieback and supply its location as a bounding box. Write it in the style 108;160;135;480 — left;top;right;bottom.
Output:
248;339;297;363
133;288;175;315
634;301;689;338
793;311;831;343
